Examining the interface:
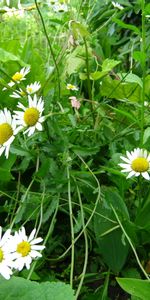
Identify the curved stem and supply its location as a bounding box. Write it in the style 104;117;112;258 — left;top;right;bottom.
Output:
111;205;150;281
67;165;75;289
75;184;88;300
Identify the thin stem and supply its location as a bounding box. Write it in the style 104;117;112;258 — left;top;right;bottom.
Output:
140;0;146;146
50;155;101;261
34;0;60;100
111;205;150;281
67;165;75;289
75;184;88;300
10;156;39;229
27;198;59;280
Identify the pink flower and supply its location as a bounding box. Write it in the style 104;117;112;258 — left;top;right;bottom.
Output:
69;96;81;110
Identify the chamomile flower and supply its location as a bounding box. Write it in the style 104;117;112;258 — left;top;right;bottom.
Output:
10;88;26;99
13;94;45;137
3;67;30;90
11;227;45;271
0;227;14;280
0;108;18;158
67;83;79;91
26;82;41;94
119;148;150;180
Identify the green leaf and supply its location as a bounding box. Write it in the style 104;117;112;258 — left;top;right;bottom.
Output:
102;59;121;72
116;278;150;300
71;21;89;39
143;127;150;144
0;276;75;300
113;18;141;35
0;48;25;64
101;75;141;102
94;187;129;273
119;73;143;88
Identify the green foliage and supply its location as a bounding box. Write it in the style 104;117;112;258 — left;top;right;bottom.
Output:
117;278;150;300
0;276;75;300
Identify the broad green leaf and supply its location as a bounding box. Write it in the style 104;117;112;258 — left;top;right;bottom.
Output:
0;276;75;300
119;73;143;88
71;21;89;39
94;187;129;273
90;71;107;80
0;48;25;64
102;59;121;72
116;278;150;300
72;145;99;156
101;76;141;102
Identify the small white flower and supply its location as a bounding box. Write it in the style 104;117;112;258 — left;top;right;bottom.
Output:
0;227;14;280
0;108;18;159
10;227;45;271
13;94;45;137
67;83;79;91
112;1;124;10
53;3;68;12
3;67;30;90
10;88;26;99
26;82;41;94
119;148;150;180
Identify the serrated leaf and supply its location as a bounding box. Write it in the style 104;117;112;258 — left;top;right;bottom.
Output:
0;276;75;300
102;59;121;72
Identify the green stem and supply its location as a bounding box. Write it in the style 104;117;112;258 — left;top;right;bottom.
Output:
140;0;146;146
10;156;39;229
50;155;101;262
27;198;59;280
34;0;60;100
75;184;88;300
67;165;75;289
111;205;150;281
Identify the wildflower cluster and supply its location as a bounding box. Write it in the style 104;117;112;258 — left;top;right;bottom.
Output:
0;226;45;280
1;67;45;158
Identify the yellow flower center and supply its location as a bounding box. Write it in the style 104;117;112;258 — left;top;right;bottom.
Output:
0;123;13;145
131;157;149;172
26;87;33;94
17;241;31;257
67;84;75;89
12;72;23;82
0;248;4;262
24;108;40;126
20;90;26;97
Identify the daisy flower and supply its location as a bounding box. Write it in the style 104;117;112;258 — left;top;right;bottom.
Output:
119;148;150;180
13;94;45;137
3;67;30;90
0;108;18;159
0;227;14;280
26;82;41;94
10;88;26;99
11;227;45;271
67;83;79;91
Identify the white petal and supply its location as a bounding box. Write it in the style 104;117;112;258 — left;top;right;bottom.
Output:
142;172;150;180
28;229;36;242
127;171;137;178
